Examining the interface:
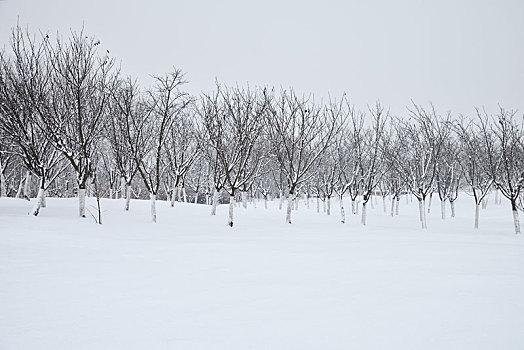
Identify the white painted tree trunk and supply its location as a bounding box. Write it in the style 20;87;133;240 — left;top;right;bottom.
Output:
450;200;456;218
440;200;446;220
419;199;427;229
382;196;387;213
150;192;157;223
264;197;268;209
351;199;356;214
211;189;219;215
0;171;6;197
30;188;45;216
279;190;283;210
170;185;176;207
228;195;235;227
182;187;187;202
512;209;521;235
286;195;293;224
294;197;298;210
194;192;199;204
340;195;345;224
15;176;24;198
23;170;31;199
120;177;126;200
370;195;374;209
177;185;183;203
418;198;423;223
125;183;131;211
41;190;47;208
361;202;367;225
322;199;326;213
474;203;480;229
79;188;87;218
395;197;400;215
316;197;320;213
306;195;310;209
242;191;248;208
390;197;395;216
326;197;331;215
109;188;113;199
427;194;432;214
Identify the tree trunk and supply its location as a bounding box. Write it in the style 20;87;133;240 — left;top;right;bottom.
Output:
326;196;331;215
242;191;248;208
182;187;187;202
23;170;31;199
228;195;235;227
440;199;446;220
382;196;387;213
322;199;326;212
419;198;427;229
0;171;6;197
211;188;219;215
390;197;395;216
395;197;400;215
125;183;131;211
264;196;268;209
194;192;199;204
78;187;87;218
170;185;176;207
512;201;521;235
279;190;283;210
361;202;367;225
427;193;432;214
177;185;183;203
340;194;345;224
450;200;456;218
120;177;126;200
150;192;157;223
418;198;423;223
286;194;293;224
15;175;24;198
30;188;45;216
351;199;356;214
316;197;320;213
295;197;299;210
41;190;47;208
474;203;480;229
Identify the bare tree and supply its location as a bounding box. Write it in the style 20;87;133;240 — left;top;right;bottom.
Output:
133;69;190;222
28;29;117;217
0;26;68;215
491;107;524;234
358;102;390;225
165;107;199;206
455;113;495;228
107;77;143;211
267;91;342;223
201;84;268;226
393;103;451;229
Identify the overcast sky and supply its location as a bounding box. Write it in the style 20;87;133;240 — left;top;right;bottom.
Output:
1;0;522;116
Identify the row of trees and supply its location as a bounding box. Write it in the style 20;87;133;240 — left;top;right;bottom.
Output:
1;27;523;232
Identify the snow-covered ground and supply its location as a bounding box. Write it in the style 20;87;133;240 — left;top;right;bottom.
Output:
1;195;523;349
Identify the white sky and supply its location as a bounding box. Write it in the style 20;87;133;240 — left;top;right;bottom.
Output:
1;0;523;116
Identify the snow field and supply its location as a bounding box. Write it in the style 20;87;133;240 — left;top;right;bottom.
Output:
1;195;523;349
